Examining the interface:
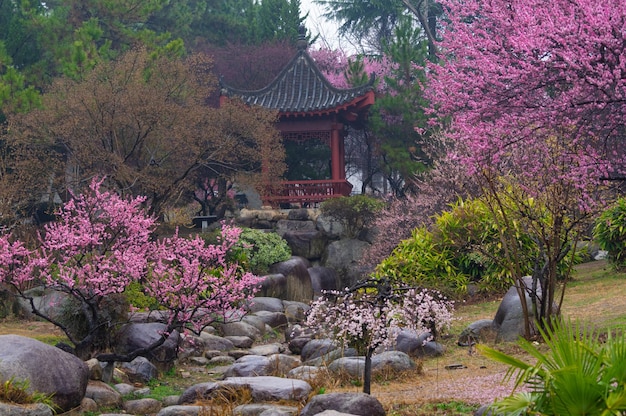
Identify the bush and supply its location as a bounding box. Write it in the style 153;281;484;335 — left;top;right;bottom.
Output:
594;197;626;270
320;194;385;238
235;228;291;275
376;196;582;297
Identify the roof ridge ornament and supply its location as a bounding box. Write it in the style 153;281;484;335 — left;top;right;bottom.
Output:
297;25;307;51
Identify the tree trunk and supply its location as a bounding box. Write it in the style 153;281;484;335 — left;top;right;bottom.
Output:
363;347;374;394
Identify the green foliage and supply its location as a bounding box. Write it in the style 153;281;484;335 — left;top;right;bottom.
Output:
235;228;291;275
377;199;515;296
594;197;626;270
124;281;160;311
320;195;385;238
377;196;582;297
369;16;433;195
0;377;57;411
479;319;626;415
377;226;471;296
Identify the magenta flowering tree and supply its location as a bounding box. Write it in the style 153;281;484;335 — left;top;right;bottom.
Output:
145;225;261;335
427;0;626;335
305;278;453;394
0;178;260;362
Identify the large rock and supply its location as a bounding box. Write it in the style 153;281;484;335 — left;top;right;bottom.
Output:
113;323;180;372
0;335;89;412
257;274;289;299
84;380;123;408
248;297;285;313
120;356;158;384
0;402;53;416
300;393;385;416
269;257;314;302
458;319;497;346
224;355;270;377
308;267;338;296
223;376;312;402
300;339;337;362
180;377;311;404
395;331;445;357
315;213;345;239
323;239;370;289
493;276;554;341
281;230;328;260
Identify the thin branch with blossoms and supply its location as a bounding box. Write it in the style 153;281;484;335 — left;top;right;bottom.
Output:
305;277;454;394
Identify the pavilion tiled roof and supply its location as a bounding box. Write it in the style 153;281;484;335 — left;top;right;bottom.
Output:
219;43;375;116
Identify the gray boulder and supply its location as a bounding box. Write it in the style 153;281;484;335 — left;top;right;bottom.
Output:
120;356;158;383
248;297;285;313
269;257;314;302
179;377;311;404
315;213;345;239
157;405;203;415
223;376;312;402
327;357;365;378
0;403;53;416
281;229;328;259
458;319;497;346
249;343;285;356
300;393;385;416
224;355;270;377
199;333;235;351
252;310;288;329
371;351;416;372
328;351;415;378
308;267;338;296
225;335;255;348
493;276;553;341
0;335;89;412
113;323;180;372
257;274;289;299
220;320;262;339
322;239;370;289
233;403;299;416
84;380;123;408
123;398;162;415
288;365;325;383
395;330;445;357
300;339;337;362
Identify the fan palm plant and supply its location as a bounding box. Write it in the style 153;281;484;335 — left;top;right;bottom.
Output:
478;319;626;415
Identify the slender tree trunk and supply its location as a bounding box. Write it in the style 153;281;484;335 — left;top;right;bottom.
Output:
363;347;374;394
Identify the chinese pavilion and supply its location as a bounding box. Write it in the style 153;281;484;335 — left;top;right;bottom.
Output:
219;28;375;206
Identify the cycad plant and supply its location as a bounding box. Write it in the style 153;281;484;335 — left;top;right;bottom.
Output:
478;319;626;415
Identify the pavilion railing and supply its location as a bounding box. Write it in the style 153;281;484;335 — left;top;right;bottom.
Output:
265;179;353;206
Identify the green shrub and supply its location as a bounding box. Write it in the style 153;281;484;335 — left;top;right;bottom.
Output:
594;197;626;270
320;194;385;238
376;196;582;298
377;227;471;297
124;281;160;311
235;228;291;275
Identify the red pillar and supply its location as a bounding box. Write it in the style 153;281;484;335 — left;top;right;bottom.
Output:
330;123;344;180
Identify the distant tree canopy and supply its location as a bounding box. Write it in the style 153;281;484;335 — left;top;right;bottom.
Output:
314;0;441;56
0;0;300;224
8;47;285;218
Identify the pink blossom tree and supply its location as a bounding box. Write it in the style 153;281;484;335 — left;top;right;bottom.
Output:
426;0;626;335
305;278;454;394
0;178;261;362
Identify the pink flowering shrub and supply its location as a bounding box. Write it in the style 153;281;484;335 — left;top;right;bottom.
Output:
0;177;260;362
148;225;262;334
305;278;453;393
